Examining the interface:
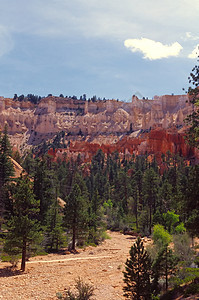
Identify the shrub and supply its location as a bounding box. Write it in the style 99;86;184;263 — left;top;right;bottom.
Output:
173;233;193;264
153;224;172;248
56;277;94;300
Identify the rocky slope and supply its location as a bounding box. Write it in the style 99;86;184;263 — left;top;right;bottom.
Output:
0;94;197;160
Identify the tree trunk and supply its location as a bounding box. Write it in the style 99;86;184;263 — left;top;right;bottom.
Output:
165;247;168;291
191;234;194;248
0;183;4;231
149;203;152;235
21;239;27;272
72;224;76;251
135;203;138;230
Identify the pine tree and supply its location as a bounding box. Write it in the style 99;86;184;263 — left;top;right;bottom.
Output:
88;189;103;244
0;125;14;228
179;165;199;244
45;195;65;252
64;184;88;251
4;175;41;271
142;168;159;234
152;224;178;293
184;61;199;148
152;245;178;292
123;237;152;300
33;158;57;225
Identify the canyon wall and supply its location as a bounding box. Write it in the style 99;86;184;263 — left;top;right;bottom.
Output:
49;127;198;165
0;94;196;160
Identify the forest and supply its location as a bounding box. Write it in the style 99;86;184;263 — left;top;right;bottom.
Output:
0;126;199;298
0;65;199;299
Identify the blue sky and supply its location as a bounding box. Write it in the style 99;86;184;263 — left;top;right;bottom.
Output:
0;0;198;101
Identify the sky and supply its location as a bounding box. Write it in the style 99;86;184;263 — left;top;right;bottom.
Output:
0;0;198;101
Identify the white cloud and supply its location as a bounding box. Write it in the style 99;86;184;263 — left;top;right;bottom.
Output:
124;38;183;60
188;44;199;59
186;32;199;41
182;32;199;41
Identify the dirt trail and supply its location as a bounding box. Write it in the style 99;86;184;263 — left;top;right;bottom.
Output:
0;231;152;300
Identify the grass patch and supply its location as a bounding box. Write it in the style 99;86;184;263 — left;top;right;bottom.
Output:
101;231;111;240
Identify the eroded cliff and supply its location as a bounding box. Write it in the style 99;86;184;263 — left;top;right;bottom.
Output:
0;94;196;159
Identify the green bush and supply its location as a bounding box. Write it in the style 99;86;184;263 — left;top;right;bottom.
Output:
56;277;94;300
173;233;193;264
170;268;199;287
1;253;21;268
184;280;199;297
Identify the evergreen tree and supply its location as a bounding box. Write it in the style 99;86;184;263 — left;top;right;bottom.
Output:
88;189;104;244
33;158;57;225
4;175;41;271
0;125;14;228
181;165;199;243
152;245;178;292
44;195;65;252
152;224;178;293
142;168;159;234
130;178;141;230
123;237;152;300
91;149;104;173
113;170;131;215
157;179;173;212
185;60;199;148
22;151;36;176
64;184;88;251
163;210;179;234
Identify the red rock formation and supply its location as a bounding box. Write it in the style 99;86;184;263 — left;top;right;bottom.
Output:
49;127;197;164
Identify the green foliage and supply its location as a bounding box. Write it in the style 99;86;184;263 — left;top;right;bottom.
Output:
158;179;173;212
3;142;197;260
1;252;21;269
13;93;42;104
64;184;88;250
22;152;36;176
0;125;14;225
103;199;113;210
123;237;152;299
184;279;199;297
152;245;178;292
44;198;66;252
3;175;41;271
175;222;186;234
185;61;199;148
186;209;199;239
100;231;111;240
171;268;199;287
33;157;58;225
163;210;179;234
139;209;150;236
56;277;94;300
173;233;193;264
142;168;159;234
153;224;172;248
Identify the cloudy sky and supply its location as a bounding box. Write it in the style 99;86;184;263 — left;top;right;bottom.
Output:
0;0;198;100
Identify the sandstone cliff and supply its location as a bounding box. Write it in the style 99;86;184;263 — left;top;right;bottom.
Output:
0;94;195;159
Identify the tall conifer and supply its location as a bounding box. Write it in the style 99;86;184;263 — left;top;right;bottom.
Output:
4;175;41;271
123;237;152;300
0;125;14;228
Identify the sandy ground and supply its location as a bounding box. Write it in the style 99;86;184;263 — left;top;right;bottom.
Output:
0;231;152;300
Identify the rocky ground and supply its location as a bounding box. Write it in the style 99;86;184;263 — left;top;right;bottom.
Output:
0;231;152;300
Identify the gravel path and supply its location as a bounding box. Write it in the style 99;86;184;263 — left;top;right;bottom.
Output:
0;232;151;300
